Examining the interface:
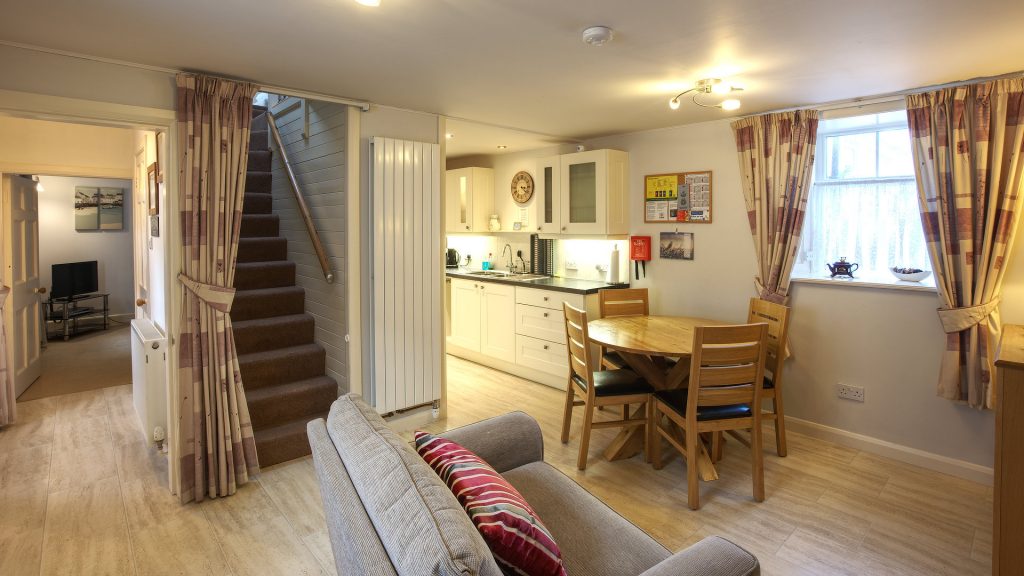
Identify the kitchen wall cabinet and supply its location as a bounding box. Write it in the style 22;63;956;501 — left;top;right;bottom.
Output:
531;149;629;236
445;167;494;233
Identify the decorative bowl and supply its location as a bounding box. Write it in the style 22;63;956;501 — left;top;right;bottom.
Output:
890;267;932;282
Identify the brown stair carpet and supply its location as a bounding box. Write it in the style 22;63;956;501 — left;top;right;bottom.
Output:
232;106;338;467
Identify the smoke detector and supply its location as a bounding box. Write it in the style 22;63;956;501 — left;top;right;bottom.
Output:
581;26;614;47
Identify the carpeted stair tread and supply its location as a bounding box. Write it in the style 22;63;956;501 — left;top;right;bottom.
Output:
253;415;326;467
231;286;306;321
237;343;327;390
243;192;273;215
246;376;338;431
233;313;315;353
237;236;288;263
235;261;296;290
250;130;268;151
245;171;272;193
240;213;279;238
248;150;272;172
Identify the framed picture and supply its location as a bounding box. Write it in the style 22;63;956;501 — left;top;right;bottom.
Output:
660;232;694;260
75;186;99;231
98;187;124;230
150;215;160;237
148;162;159;216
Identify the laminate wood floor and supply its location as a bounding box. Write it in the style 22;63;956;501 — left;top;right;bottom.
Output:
0;354;992;575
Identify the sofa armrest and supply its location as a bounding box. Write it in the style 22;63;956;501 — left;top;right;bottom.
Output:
638;537;759;576
438;411;544;473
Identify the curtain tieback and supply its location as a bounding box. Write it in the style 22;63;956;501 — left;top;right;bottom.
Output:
936;298;1001;333
178;273;235;313
755;280;788;305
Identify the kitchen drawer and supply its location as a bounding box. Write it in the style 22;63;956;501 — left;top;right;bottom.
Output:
515;304;566;344
515;286;584;311
516;335;568;378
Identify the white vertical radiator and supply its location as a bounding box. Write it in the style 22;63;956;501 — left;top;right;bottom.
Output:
369;137;442;413
131;318;168;445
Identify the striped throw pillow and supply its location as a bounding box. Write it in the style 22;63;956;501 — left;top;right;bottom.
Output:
414;432;567;576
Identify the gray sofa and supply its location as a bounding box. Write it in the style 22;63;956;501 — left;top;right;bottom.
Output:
307;393;759;576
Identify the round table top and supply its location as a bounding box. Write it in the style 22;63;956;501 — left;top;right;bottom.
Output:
587;315;724;357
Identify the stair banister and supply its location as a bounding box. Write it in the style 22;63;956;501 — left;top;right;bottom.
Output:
265;110;334;284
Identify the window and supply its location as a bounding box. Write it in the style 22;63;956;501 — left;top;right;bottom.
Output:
793;109;932;284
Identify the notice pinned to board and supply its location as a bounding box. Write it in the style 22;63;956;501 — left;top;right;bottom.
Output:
643;171;713;224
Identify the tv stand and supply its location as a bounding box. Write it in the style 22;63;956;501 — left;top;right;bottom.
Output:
47;293;109;341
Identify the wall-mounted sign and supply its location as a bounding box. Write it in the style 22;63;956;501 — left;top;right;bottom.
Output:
643;171;713;224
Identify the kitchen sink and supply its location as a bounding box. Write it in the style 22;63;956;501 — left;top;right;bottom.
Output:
463;271;549;281
465;270;511;277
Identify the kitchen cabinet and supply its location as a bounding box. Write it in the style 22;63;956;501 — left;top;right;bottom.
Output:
448;278;515;361
445;167;494;233
480;283;515;360
448;278;481;350
514;286;585;378
531;149;629;236
534;155;562;234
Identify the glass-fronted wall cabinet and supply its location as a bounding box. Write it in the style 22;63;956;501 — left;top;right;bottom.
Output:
557;149;629;235
445;167;494;233
535;156;561;233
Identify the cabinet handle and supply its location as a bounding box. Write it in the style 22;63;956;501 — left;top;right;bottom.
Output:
537;226;542;231
465;225;470;230
543;345;549;350
543;312;549;318
561;226;567;231
543;296;549;301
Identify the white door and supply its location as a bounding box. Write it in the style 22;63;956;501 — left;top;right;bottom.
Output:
2;175;43;396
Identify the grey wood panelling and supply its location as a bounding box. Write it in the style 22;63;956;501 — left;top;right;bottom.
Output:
268;97;349;392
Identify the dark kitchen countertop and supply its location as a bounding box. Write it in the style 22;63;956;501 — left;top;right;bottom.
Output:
445;269;630;295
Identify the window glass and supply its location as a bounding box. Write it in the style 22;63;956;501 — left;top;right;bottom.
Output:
794;110;932;283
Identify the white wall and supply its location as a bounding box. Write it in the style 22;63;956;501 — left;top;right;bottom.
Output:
0;116;134;179
586;117;1022;470
269;98;350;391
37;175;134;317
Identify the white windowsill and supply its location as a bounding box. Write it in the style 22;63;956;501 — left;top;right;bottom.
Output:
791;273;937;293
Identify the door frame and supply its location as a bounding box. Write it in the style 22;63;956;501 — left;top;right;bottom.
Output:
0;88;181;495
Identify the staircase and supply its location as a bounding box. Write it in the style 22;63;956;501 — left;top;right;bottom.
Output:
231;107;338;467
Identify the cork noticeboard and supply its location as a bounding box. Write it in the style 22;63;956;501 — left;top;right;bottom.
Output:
643;171;713;223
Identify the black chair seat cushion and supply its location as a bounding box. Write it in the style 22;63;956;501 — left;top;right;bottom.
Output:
572;369;653;397
653;389;752;421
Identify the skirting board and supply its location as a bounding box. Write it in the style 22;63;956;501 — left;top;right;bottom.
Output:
784;415;994;485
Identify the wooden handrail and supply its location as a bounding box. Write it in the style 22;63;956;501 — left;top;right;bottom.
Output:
265;110;334;284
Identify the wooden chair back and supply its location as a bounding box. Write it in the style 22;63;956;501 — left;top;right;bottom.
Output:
747;298;791;383
686;324;768;420
599;288;649;318
563;303;594;391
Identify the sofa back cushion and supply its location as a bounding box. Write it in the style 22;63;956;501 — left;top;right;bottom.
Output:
325;394;501;576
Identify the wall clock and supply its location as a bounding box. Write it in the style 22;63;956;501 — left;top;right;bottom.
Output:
511;171;535;204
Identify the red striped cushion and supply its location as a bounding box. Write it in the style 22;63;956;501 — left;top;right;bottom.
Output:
415;432;567;576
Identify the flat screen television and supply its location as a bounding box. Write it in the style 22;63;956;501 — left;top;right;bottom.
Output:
51;261;98;299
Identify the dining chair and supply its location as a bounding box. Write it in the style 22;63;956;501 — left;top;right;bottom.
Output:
597;288;650;370
649;323;768;510
747;298;792;457
561;302;654;470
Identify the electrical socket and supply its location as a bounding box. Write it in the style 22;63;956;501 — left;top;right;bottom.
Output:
837;383;865;402
565;259;578;270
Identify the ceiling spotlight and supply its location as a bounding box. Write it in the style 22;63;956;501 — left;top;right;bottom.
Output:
581;26;614;47
667;78;744;111
496;145;508;150
445;133;454;139
355;0;380;6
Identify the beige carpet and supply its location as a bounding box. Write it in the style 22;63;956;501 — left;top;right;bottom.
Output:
17;321;132;401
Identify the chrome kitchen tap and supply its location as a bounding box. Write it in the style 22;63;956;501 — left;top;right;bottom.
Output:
502;244;515;272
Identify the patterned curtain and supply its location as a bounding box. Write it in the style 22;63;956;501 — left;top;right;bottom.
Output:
906;78;1024;409
0;287;15;427
731;110;820;303
176;73;259;502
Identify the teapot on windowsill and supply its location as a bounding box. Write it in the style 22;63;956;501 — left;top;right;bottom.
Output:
826;257;859;278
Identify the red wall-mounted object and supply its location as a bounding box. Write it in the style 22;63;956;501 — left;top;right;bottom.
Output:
629;236;652;261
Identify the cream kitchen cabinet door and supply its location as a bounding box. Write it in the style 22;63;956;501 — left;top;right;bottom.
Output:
448;278;481;351
445;167;494;233
479;282;515;360
558;149;629;235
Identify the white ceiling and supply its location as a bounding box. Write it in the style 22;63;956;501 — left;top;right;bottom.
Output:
2;0;1023;154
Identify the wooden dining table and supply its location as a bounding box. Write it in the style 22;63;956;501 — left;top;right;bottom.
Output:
587;315;725;479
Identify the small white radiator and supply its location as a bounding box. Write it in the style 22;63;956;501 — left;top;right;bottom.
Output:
369;137;442;413
131;319;168;445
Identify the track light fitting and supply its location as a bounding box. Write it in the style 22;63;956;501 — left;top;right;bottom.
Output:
668;78;743;111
